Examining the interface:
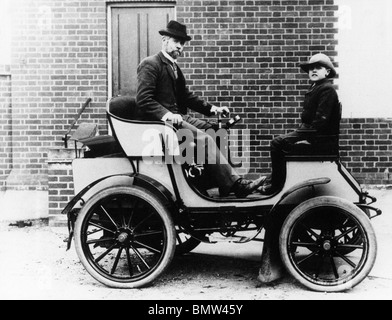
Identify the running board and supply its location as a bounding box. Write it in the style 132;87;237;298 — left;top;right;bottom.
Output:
208;234;264;244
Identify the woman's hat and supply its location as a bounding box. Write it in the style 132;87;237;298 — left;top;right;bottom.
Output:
159;20;192;42
300;53;337;78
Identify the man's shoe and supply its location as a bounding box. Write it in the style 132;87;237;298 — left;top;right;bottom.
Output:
233;176;267;198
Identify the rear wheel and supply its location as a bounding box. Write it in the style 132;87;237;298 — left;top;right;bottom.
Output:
279;196;377;292
74;186;176;288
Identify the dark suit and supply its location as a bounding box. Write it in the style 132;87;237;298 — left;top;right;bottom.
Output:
268;78;340;189
137;52;239;196
137;52;213;120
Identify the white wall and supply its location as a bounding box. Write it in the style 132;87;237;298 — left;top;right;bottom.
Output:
336;0;392;118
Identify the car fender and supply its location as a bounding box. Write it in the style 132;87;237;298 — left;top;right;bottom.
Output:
62;173;175;250
62;172;175;216
269;177;331;215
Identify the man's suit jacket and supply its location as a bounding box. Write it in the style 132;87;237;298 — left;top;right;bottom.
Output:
137;51;213;121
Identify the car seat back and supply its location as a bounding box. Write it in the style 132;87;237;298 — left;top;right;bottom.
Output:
107;96;180;158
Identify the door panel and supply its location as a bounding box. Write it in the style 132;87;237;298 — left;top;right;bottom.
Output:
111;6;175;97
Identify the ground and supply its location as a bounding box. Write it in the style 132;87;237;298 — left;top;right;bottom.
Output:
0;189;391;301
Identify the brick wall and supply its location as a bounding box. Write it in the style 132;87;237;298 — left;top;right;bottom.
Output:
341;118;392;185
0;65;12;191
3;0;392;218
8;0;108;190
47;149;75;217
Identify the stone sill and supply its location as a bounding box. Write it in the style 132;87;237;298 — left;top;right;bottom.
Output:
47;147;84;164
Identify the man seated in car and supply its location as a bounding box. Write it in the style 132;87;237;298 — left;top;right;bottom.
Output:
136;20;266;198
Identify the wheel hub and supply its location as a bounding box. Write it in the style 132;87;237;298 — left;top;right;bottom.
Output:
117;228;134;245
117;232;129;243
322;240;332;251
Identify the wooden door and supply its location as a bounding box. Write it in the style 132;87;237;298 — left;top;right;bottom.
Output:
111;5;175;97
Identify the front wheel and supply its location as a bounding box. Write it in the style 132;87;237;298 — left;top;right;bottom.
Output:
74;186;176;289
279;196;377;292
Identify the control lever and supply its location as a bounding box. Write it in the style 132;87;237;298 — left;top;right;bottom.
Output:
217;114;241;130
225;115;241;129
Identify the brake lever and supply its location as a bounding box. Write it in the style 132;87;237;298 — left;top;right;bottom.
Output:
225;115;241;129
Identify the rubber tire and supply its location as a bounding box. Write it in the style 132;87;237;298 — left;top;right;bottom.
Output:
74;185;176;289
279;196;377;292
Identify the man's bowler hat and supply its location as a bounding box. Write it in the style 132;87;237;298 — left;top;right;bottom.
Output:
300;53;337;78
159;20;192;41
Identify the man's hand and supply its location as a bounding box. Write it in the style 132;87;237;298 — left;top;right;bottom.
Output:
211;105;230;117
165;113;183;126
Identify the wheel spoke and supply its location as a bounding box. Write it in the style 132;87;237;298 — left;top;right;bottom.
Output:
133;212;155;231
335;251;357;268
339;227;354;243
299;223;320;240
135;230;163;238
126;248;134;277
110;247;123;275
121;215;127;228
297;250;320;266
94;243;117;263
336;244;364;250
86;237;114;245
335;225;359;242
100;205;119;229
176;232;183;245
134;240;162;254
291;242;319;249
89;221;116;234
87;228;103;237
127;199;138;228
131;246;151;270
